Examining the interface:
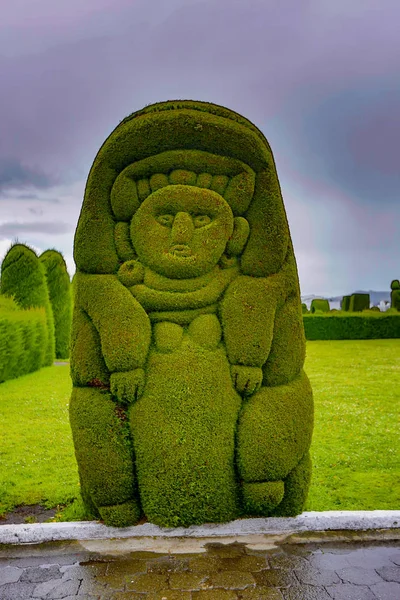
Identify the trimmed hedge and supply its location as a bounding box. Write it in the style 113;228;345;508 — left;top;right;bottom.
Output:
341;295;350;311
1;244;55;366
40;250;72;358
310;298;329;313
0;296;47;382
349;293;370;312
303;312;400;340
71;99;313;527
391;280;400;311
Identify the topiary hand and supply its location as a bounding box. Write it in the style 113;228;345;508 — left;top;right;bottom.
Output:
231;365;263;396
110;368;145;404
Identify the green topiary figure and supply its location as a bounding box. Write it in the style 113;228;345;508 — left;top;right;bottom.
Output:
301;303;308;314
391;280;400;311
1;243;55;366
349;293;370;312
40;250;72;358
310;298;330;313
70;100;314;527
341;295;351;311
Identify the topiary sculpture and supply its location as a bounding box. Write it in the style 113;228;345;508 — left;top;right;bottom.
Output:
40;250;72;359
341;295;351;311
310;298;330;313
391;280;400;311
1;243;55;366
70;100;314;527
349;293;370;312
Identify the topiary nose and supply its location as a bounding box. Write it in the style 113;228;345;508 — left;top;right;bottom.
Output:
171;212;194;244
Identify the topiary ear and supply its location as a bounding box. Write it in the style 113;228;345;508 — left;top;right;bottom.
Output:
226;217;250;257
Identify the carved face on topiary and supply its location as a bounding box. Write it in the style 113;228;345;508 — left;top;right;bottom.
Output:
131;184;238;279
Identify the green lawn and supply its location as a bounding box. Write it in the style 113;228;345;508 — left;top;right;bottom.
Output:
0;339;399;521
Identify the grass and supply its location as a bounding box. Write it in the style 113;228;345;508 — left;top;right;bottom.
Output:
0;365;80;518
0;339;399;521
305;339;400;511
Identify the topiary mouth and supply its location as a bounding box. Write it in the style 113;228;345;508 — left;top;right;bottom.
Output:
169;244;193;258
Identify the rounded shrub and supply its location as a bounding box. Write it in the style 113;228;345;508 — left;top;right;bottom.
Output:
40;250;72;358
1;243;55;366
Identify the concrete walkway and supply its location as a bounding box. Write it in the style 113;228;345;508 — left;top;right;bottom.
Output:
1;512;399;599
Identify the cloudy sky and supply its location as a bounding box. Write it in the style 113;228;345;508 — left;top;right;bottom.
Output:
0;0;399;296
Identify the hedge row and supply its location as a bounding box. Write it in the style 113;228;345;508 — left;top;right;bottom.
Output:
0;296;48;383
1;244;55;366
303;312;400;340
40;250;72;359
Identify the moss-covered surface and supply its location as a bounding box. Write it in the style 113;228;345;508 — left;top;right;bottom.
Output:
40;250;72;358
1;243;55;366
71;99;313;527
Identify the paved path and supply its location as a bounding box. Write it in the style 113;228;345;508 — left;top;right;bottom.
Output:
0;537;399;599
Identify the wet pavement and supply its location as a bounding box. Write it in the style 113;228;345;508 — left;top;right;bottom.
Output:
0;536;399;600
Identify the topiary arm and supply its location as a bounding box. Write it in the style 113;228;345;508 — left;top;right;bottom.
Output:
76;273;151;374
220;275;283;394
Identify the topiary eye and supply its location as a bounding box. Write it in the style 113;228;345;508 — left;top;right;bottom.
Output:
193;215;211;228
157;214;174;227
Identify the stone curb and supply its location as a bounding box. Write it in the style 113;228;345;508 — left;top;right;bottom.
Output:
1;511;399;546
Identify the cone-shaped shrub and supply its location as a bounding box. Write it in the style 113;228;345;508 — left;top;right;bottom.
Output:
341;295;351;311
310;298;330;313
301;303;308;314
349;293;370;312
71;99;313;527
40;250;72;358
1;243;55;366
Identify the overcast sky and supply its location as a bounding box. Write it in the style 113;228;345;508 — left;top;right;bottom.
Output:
0;0;399;296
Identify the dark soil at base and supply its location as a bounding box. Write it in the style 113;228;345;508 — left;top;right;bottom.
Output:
0;504;57;525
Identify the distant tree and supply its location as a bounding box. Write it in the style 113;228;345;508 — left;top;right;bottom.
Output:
40;250;72;358
1;243;55;365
